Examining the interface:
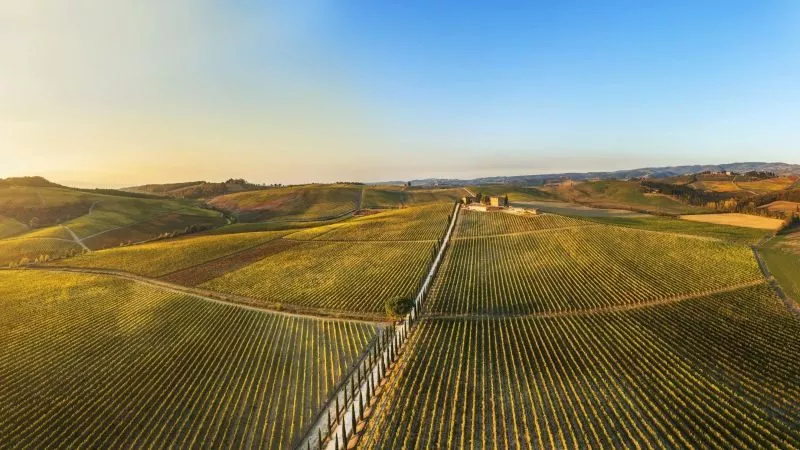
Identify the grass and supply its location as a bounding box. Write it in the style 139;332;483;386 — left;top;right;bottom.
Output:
361;284;800;448
209;184;362;222
576;215;769;245
201;240;435;315
758;200;800;215
403;188;464;204
362;186;407;208
680;213;785;230
81;213;227;249
760;248;800;305
689;180;740;192
48;231;288;277
0;270;378;449
429;220;761;315
468;184;556;202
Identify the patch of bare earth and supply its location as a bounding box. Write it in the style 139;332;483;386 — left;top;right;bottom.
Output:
159;238;301;286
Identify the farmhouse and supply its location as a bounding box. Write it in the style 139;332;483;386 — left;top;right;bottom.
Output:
489;196;505;207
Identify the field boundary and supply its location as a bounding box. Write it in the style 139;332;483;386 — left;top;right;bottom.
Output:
298;201;461;450
6;266;389;324
423;280;766;321
751;245;800;318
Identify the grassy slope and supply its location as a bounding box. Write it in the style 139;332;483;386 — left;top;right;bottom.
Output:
546;180;708;215
468;184;556;202
48;230;288;277
0;270;376;449
362;186;407;209
762;229;800;304
209;184;362;222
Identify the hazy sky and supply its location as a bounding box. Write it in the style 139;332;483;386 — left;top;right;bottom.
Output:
2;1;799;187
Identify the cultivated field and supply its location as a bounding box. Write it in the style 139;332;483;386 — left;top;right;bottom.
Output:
456;210;590;237
209;184;362;222
543;180;709;215
0;237;82;267
0;215;27;239
201;240;435;314
288;203;453;241
580;215;770;245
758;200;800;216
49;231;289;277
361;284;800;449
0;270;378;449
680;213;785;230
428;220;761;315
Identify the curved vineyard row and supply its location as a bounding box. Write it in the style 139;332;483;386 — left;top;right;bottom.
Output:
0;271;378;449
456;210;591;237
428;224;762;315
360;283;800;449
201;240;437;314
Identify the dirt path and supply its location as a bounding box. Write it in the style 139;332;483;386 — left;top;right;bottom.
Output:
462;187;475;197
61;225;91;252
359;186;366;210
88;201;97;215
13;266;389;325
732;176;758;195
424;280;767;321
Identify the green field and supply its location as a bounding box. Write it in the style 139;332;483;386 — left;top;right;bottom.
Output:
468;184;555;202
362;186;408;208
429;214;761;315
761;241;800;305
209;184;362;222
362;284;800;448
404;188;464;204
0;270;378;449
49;231;288;277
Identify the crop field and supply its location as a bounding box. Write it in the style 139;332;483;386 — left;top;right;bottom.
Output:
456;210;590;237
544;180;709;215
0;237;83;266
689;180;740;192
0;215;27;239
680;213;785;230
404;188;464;204
579;215;770;245
469;185;555;202
201;240;434;314
761;245;800;305
428;221;761;315
758;200;800;216
0;270;378;449
209;184;362;222
287;203;453;241
735;177;797;193
362;186;407;208
361;284;800;449
81;213;227;249
49;231;288;277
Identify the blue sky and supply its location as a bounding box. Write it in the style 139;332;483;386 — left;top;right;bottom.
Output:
2;0;798;186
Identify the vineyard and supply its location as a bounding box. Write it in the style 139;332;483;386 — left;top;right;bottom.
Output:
287;203;452;241
49;230;289;277
360;284;800;449
456;210;590;237
201;240;435;314
0;215;27;239
429;223;762;315
0;237;82;267
0;270;379;449
209;184;362;222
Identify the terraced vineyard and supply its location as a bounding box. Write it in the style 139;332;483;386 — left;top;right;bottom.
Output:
202;240;435;314
361;284;800;449
0;270;379;449
430;222;762;315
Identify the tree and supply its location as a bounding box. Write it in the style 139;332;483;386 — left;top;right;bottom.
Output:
385;296;414;318
28;217;39;228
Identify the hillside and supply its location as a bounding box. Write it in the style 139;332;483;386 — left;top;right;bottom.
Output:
125;179;267;199
208;184;363;222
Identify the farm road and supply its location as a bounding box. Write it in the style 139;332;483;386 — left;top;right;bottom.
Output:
61;225;90;252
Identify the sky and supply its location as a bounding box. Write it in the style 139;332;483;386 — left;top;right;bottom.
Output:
1;0;799;187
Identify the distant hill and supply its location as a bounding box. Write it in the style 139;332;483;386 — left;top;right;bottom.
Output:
125;179;268;199
402;162;800;186
0;176;63;188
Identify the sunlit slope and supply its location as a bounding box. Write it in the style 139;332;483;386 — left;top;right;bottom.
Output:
48;231;288;277
362;284;800;448
0;270;377;449
428;212;762;315
0;186;224;263
546;180;708;215
209;184;362;222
